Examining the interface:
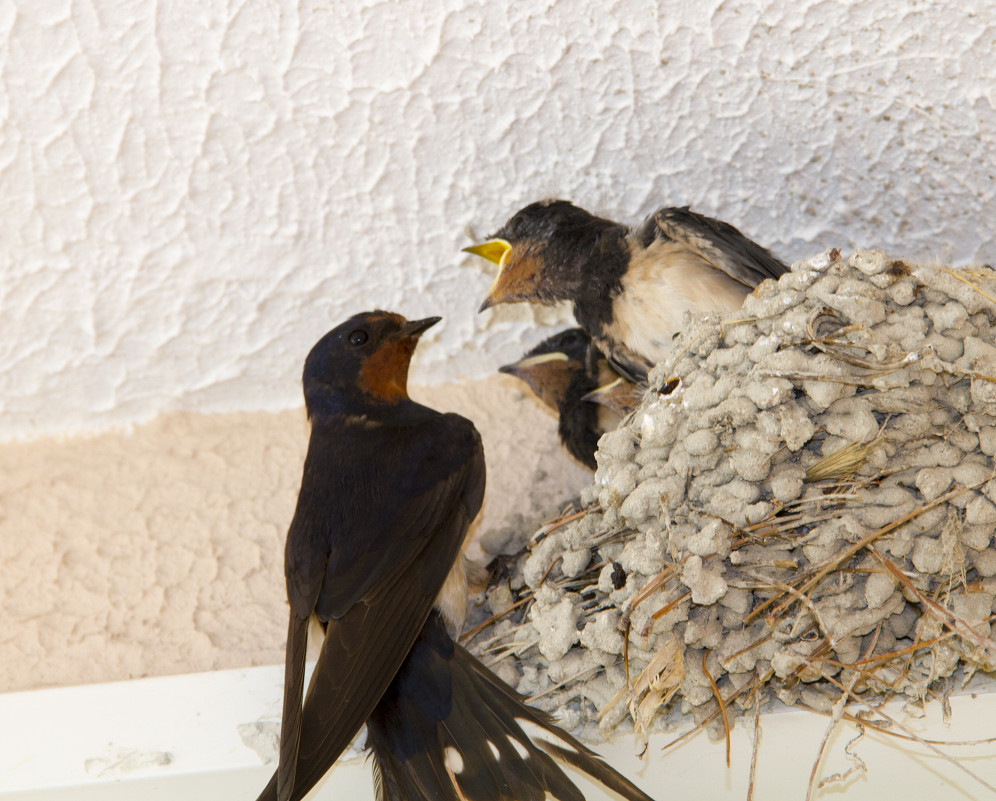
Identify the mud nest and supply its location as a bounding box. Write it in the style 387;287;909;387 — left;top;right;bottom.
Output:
465;249;996;746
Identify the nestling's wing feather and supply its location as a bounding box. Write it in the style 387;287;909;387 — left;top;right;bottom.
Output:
597;340;654;386
649;206;788;288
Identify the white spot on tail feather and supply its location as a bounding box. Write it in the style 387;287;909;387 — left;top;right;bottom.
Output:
444;746;464;774
487;740;500;760
514;718;578;755
508;737;530;760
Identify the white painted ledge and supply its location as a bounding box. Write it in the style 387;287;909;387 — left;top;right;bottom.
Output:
1;667;995;800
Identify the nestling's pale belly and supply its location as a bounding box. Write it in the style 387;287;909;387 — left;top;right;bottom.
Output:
602;239;751;364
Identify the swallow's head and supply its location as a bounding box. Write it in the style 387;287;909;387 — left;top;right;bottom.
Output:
467;200;623;312
303;310;440;413
498;328;591;414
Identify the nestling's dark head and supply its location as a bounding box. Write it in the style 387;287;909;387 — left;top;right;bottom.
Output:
302;310;439;415
498;328;591;413
496;200;600;245
465;200;625;312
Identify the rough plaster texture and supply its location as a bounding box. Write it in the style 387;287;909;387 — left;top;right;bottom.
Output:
0;375;591;692
2;0;995;440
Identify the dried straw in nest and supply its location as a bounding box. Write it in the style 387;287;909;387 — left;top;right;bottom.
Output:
464;250;996;773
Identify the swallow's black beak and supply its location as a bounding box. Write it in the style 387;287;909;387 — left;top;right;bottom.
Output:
398;316;441;340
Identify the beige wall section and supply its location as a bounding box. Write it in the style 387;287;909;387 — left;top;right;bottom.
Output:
0;375;591;693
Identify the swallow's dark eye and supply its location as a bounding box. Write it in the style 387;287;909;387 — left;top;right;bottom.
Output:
348;329;368;347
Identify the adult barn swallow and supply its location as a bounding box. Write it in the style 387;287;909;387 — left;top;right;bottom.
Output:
468;200;788;382
257;311;656;801
498;328;626;470
256;310;485;801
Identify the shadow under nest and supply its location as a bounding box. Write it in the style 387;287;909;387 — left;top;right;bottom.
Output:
462;249;996;774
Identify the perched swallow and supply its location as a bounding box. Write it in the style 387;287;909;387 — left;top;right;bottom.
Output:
498;328;625;470
257;310;485;801
257;311;656;801
468;200;788;382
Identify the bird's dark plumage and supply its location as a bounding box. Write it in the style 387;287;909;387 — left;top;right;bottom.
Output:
367;610;656;801
469;199;789;382
257;310;657;801
257;310;486;801
498;328;628;470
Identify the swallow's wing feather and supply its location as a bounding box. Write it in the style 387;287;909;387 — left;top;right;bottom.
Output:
277;414;486;801
271;440;337;801
275;610;309;801
285;414;483;621
598;343;653;386
650;206;788;287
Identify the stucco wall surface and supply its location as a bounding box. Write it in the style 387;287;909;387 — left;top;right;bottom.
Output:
2;0;995;440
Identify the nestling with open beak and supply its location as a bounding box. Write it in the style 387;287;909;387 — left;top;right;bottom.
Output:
468;200;789;383
256;310;658;801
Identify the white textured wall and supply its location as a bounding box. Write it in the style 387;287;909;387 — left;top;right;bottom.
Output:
2;0;995;439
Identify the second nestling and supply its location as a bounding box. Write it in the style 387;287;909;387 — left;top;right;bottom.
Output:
498;327;640;471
